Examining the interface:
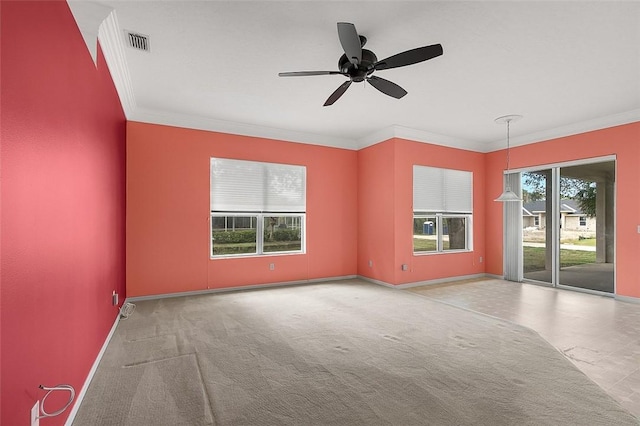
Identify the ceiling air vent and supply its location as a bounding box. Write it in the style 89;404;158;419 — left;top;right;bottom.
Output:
125;31;150;52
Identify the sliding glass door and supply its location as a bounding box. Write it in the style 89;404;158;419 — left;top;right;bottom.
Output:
522;169;554;285
505;158;615;294
558;162;615;293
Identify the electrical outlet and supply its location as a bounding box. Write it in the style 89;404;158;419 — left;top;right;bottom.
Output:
479;256;483;263
31;401;39;426
368;260;373;268
401;264;408;271
269;263;275;271
112;290;118;306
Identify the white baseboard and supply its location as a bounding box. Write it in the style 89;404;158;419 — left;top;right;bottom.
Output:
359;273;491;289
65;310;121;426
357;276;395;288
615;294;640;304
484;273;504;280
125;275;359;302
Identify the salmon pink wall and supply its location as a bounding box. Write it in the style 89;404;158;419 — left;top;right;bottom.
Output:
357;141;397;283
126;122;358;297
357;138;486;285
1;1;126;425
394;139;486;284
485;122;640;297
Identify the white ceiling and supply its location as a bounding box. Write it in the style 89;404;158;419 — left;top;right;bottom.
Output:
73;1;640;152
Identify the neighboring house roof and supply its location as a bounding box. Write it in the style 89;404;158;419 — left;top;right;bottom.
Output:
523;199;586;216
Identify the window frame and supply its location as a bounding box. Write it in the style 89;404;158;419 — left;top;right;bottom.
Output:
211;213;259;257
413;213;473;254
412;165;473;255
211;212;306;258
210;158;306;259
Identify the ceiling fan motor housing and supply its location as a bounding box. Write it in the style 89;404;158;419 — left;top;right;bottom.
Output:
339;49;377;82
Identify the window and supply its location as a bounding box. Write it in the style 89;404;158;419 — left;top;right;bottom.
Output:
534;216;540;227
413;166;473;253
579;216;586;226
210;158;306;257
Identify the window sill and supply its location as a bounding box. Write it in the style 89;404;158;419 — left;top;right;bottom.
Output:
210;251;305;260
413;249;472;256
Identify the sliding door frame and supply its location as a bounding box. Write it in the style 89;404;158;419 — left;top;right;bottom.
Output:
550;167;560;287
502;155;616;294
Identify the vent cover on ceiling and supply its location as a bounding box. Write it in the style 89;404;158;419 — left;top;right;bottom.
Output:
125;31;150;52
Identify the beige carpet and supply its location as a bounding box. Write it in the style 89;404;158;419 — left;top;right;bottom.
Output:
73;279;638;425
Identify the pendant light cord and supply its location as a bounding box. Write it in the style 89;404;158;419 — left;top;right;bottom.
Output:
493;114;522;202
505;119;511;172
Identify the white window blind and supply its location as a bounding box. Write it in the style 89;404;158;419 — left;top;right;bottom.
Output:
211;158;306;212
413;166;472;213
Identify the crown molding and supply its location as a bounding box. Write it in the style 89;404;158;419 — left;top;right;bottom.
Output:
130;108;358;150
485;109;640;152
356;126;396;148
125;108;640;154
67;1;113;66
97;9;136;117
357;125;482;152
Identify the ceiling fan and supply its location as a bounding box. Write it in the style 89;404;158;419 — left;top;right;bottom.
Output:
278;22;443;106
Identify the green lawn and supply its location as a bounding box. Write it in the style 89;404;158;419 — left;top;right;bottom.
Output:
414;239;596;273
524;246;596;272
413;238;438;251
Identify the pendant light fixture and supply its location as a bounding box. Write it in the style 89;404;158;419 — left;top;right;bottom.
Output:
494;114;523;202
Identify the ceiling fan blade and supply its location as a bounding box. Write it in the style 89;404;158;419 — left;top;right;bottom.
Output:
337;22;362;65
367;76;407;99
324;80;352;106
278;71;345;77
374;44;443;71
